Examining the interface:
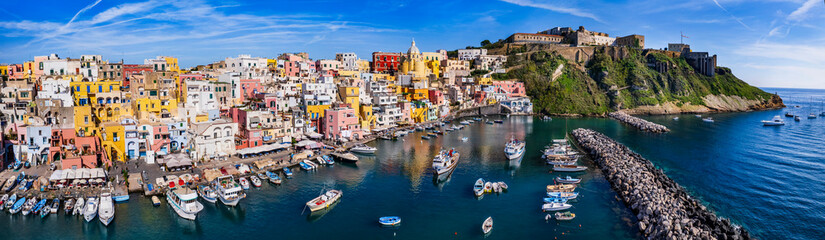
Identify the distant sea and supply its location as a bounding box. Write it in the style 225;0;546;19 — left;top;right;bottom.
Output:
0;88;822;240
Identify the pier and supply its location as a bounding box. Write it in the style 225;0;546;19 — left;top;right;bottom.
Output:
608;111;670;133
571;128;749;240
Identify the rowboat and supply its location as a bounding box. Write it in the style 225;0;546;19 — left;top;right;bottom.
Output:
50;198;59;214
498;182;508;190
239;177;251;190
492;182;502;193
9;196;25;214
379;216;401;226
197;185;217;203
546;192;579;200
151;196;161;206
249;176;262;187
546;184;576;192
542;202;572;212
484;182;492;193
473;178;485;197
267;171;282;184
552;165;587;172
306;189;342;212
555;211;576;220
322;155;335;164
2;194;14;210
543;197;569;203
482;216;493;234
555;176;581;184
73;197;85;215
257;173;268;180
283;167;293;178
299;161;313;171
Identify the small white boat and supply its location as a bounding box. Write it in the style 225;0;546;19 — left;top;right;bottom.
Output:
702;117;714;123
306;189;342;212
673;117;679;120
503;136;525;160
84;197;98;222
552;165;587;172
167;188;204;220
151;196;161;206
50;198;59;214
555;211;576;220
379;216;401;226
350;144;377;154
197;185;218;203
239;177;250;190
555;176;581;184
473;178;485;197
432;148;460;179
482;216;493;234
542;202;572;212
546;192;579;200
498;182;508;190
64;198;74;214
461;137;468;142
695;114;702;118
73;197;85;215
762;115;785;126
250;176;262;188
99;192;115;226
484;182;493;193
492;182;502;193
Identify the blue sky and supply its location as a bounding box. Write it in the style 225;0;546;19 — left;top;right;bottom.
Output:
1;0;823;88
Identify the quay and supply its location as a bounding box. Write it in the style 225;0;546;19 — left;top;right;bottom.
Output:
608;111;670;133
571;128;749;240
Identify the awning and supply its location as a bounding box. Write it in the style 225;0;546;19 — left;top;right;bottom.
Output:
92;168;106;178
305;131;322;139
236;143;289;155
49;170;63;181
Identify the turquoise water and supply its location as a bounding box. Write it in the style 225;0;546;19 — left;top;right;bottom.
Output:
2;88;823;240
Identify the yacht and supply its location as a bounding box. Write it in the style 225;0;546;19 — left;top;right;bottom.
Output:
73;197;85;215
213;176;245;206
542;202;573;212
167;188;204;220
98;192;115;226
503;136;525;160
702;117;714;123
84;197;98;222
350;144;377;154
432;148;460;179
305;189;342;212
762;115;785;126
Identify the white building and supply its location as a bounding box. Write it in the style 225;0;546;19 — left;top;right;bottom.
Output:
474;55;508;71
184;80;218;113
458;49;487;61
38;76;73;107
335;53;358;71
188;119;238;161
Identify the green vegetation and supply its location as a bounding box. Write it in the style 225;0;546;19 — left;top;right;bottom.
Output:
497;47;773;115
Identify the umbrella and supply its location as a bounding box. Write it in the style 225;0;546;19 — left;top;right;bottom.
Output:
178;179;185;186
169;182;175;188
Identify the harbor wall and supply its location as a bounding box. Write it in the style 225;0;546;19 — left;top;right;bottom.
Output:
608;111;669;133
451;103;511;119
571;128;749;240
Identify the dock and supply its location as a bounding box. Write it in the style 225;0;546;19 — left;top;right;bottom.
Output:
608;111;670;133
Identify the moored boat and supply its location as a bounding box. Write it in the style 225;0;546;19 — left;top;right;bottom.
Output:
197;185;218;203
432;148;460;179
167;188;204;220
322;155;335;164
22;197;37;215
64;198;74;214
473;178;485;197
542;202;572;212
151;196;161;206
503;136;525;160
99;192;115;226
546;192;579;200
214;175;246;206
299;161;313;171
379;216;401;226
555;176;582;184
331;152;359;163
546;184;576;192
250;176;262;188
267;171;282;184
762;115;785;126
306;189;342;212
498;182;508;190
482;216;493;234
9;196;25;215
39;203;50;218
702;117;714;123
73;197;85;215
552;165;587;172
50;198;59;214
84;197;98;222
484;182;492;193
283;167;293;178
543;197;569;203
555;211;576;220
350;144;377;154
238;177;251;190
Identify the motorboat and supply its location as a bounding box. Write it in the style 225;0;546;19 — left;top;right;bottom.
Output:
473;178;485;197
73;197;85;215
542;202;572;212
546;192;579;200
99;192;115;226
214;175;246;206
40;204;51;218
33;198;46;215
785;112;794;117
151;196;161;207
379;216;401;226
306;189;342;212
461;137;468;142
555;176;582;184
257;172;268;180
542;116;553;121
197;185;217;203
9;196;24;214
482;216;493;235
427;133;438;137
555;211;576;220
543;197;569;204
267;171;282;184
673;117;679;120
762;115;785;126
283;167;293;178
503;136;525;160
21;197;37;215
250;176;262;187
299;161;314;171
695;114;702;118
702;117;714;123
421;135;431;140
63;198;74;214
460;120;471;125
553;165;587;172
239;177;251;190
795;115;801;121
84;197;99;222
167;188;204;220
546;184;576;192
808;113;817;119
2;194;15;210
331;152;359;163
50;198;60;214
322;155;335;165
546;158;578;166
350;144;377;154
432;148;460;179
498;182;508;191
486;120;494;125
494;119;504;124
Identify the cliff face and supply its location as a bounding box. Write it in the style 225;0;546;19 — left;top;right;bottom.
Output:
493;46;783;115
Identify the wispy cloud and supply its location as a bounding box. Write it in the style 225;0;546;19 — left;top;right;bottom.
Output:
711;0;753;30
498;0;602;22
67;0;103;25
788;0;821;21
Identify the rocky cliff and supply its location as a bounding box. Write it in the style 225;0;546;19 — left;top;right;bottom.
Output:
492;46;784;116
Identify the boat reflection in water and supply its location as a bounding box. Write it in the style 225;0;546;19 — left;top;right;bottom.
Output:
216;203;246;223
305;200;339;223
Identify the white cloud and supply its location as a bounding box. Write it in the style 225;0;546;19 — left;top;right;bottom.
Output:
711;0;753;30
733;42;825;88
498;0;602;22
788;0;821;21
68;0;103;25
91;1;156;24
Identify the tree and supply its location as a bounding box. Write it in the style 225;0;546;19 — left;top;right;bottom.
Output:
480;40;492;47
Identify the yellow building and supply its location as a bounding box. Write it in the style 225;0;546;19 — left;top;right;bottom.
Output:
73;106;95;136
306;104;331;120
338;86;360;111
412;106;428;123
0;65;7;77
476;76;493;85
100;122;126;162
403;87;429;101
359;105;375;130
356;59;371;73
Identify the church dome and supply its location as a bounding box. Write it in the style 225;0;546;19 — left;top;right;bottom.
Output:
407;39;420;56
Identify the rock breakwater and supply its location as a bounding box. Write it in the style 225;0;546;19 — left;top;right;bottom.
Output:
608;111;669;133
571;128;750;240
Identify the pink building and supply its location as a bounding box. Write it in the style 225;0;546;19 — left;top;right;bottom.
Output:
50;128;107;170
229;108;262;149
151;124;171;155
321;108;363;140
397;102;412;124
255;93;279;112
492;81;526;98
428;89;444;105
240;79;264;100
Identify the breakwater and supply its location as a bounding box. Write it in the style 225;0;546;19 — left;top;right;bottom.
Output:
571;128;750;240
608;111;669;133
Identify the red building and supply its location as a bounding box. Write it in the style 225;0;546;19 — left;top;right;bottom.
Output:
123;64;153;88
372;52;401;73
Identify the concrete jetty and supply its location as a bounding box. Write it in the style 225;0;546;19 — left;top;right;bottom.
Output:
608;111;670;133
571;128;749;240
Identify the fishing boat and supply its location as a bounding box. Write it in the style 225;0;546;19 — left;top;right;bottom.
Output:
299;161;314;171
546;158;578;166
9;196;25;214
762;115;785;126
151;196;161;207
167;188;204;220
257;172;268;180
40;202;51;218
0;194;6;210
785;112;794;117
555;211;576;220
484;182;493;193
498;182;508;190
197;185;218;203
473;178;485;197
331;152;359;163
555;176;582;184
702;117;714;123
421;135;431;140
73;197;85;215
379;216;401;226
795;115;801;121
415;125;424;131
250;176;262;188
432;148;460;179
283;167;293;178
84;197;98;222
494;119;504;124
482;217;493;235
239;177;251;190
486;120;494;125
2;194;13;211
503;136;525;160
2;178;17;193
460;120;470;125
543;197;569;203
553;165;587;172
546;192;578;200
99;192;115;226
21;197;37;215
350;144;377;154
50;198;59;214
63;198;74;214
322;155;335;164
214;175;246;206
808;113;817;119
33;198;46;214
305;189;342;212
266;171;281;184
542;202;573;212
546;184;577;192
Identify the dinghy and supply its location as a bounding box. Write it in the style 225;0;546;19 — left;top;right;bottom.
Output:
250;176;262;188
552;165;587;172
379;216;401;226
542;202;572;212
473;178;485;197
554;211;576;220
482;216;493;234
555;176;581;184
546;184;576;192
